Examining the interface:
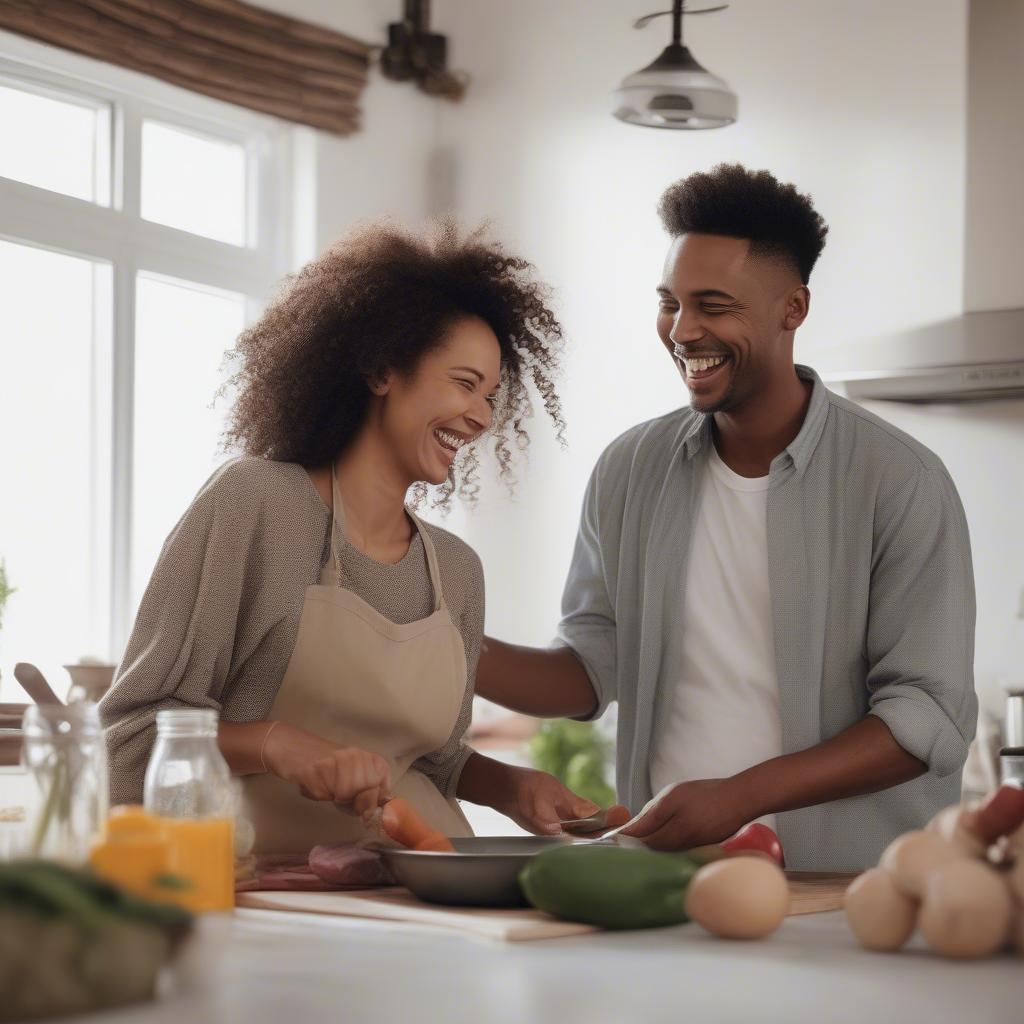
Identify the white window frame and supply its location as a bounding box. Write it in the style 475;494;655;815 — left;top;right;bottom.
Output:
0;28;301;656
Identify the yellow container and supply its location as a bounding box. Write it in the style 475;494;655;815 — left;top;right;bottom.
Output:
90;805;234;912
89;806;172;899
162;816;235;913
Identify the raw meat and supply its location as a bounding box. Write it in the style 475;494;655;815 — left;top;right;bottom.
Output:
309;844;394;887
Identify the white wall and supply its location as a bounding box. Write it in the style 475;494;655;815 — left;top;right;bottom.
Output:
256;1;1022;715
250;0;444;256
425;0;981;655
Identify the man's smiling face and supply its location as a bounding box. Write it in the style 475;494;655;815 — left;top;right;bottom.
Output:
656;233;801;415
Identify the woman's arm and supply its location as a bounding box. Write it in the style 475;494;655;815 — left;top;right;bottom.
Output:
222;719;391;818
218;720;275;775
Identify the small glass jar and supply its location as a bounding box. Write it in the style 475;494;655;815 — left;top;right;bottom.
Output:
999;747;1024;786
21;701;108;863
144;709;235;912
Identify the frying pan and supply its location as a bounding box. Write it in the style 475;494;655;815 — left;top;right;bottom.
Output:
380;835;606;908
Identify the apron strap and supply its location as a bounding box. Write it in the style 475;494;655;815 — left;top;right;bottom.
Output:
406;510;446;615
329;464;446;613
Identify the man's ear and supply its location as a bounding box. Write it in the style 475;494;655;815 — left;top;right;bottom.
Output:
782;285;810;332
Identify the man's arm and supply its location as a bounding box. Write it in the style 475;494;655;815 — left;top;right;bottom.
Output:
622;717;926;850
456;750;599;834
476;639;597;718
624;463;974;851
475;452;619;720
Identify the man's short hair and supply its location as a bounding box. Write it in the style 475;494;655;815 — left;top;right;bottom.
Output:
658;164;828;284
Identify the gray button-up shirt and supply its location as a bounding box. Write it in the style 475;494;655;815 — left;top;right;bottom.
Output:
557;366;977;871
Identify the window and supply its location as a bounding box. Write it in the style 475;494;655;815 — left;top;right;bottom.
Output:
0;36;293;702
0;79;111;204
140;121;248;245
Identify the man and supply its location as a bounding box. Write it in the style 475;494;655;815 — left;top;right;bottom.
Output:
476;164;977;872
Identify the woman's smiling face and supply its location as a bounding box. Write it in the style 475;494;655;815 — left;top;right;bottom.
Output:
375;315;501;486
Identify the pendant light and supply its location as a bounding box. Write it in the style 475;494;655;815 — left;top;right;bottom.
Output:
613;1;737;130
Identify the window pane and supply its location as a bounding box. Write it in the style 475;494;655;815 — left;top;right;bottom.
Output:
131;274;246;614
0;84;109;203
141;121;247;245
0;241;112;703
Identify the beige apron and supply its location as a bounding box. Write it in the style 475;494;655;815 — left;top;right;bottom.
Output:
244;468;473;853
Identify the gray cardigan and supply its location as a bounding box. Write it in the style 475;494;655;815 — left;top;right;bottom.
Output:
557;366;977;871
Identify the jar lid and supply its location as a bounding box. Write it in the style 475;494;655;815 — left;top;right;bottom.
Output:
155;708;218;736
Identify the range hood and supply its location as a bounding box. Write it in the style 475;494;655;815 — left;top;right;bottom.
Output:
823;0;1024;403
822;309;1024;403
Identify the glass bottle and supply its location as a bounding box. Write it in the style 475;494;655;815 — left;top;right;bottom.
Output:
21;701;108;863
144;709;235;911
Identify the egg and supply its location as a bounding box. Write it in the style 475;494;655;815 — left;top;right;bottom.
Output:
685;857;789;940
918;859;1012;959
925;805;988;859
844;867;918;951
879;830;965;898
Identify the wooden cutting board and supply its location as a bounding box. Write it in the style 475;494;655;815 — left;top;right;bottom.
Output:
237;887;597;941
786;871;859;915
236;871;858;941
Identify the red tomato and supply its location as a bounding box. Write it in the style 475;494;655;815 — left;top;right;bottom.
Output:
720;823;786;868
967;783;1024;844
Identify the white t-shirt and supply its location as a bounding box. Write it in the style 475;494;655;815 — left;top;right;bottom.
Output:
649;442;783;829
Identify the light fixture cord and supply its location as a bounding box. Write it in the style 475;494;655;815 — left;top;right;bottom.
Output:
672;0;684;44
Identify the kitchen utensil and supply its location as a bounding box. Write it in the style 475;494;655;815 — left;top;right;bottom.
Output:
13;663;63;706
379;835;602;908
560;808;619;835
1005;692;1024;748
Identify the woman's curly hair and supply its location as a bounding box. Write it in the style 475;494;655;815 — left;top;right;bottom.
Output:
222;220;566;508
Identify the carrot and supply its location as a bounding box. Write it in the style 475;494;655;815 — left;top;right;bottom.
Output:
380;798;454;852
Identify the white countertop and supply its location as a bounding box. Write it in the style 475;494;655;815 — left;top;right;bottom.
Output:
84;905;1022;1024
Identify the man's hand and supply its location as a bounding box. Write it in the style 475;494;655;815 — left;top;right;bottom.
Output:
497;766;602;836
618;778;754;851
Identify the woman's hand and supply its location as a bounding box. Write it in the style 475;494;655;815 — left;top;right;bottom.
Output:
263;722;392;821
498;766;602;836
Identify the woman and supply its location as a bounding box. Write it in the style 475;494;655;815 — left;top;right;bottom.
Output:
100;222;600;852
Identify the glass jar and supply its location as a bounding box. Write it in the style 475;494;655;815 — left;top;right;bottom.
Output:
144;708;235;911
21;701;108;863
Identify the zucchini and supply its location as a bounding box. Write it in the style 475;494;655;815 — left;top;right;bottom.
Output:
519;844;701;930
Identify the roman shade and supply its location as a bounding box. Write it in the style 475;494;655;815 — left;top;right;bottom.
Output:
0;0;371;134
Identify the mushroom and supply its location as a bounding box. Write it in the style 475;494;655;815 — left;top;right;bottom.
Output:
879;830;966;898
918;860;1012;959
844;867;918;951
925;805;988;859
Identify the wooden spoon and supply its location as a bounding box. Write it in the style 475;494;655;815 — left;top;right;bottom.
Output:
13;663;63;706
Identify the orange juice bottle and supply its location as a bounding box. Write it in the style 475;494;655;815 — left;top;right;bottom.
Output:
143;709;235;912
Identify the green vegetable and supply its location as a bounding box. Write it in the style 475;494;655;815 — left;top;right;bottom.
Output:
527;719;615;806
0;860;192;937
0;860;193;1021
519;844;701;930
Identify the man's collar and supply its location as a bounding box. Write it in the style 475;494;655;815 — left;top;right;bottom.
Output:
679;365;829;475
